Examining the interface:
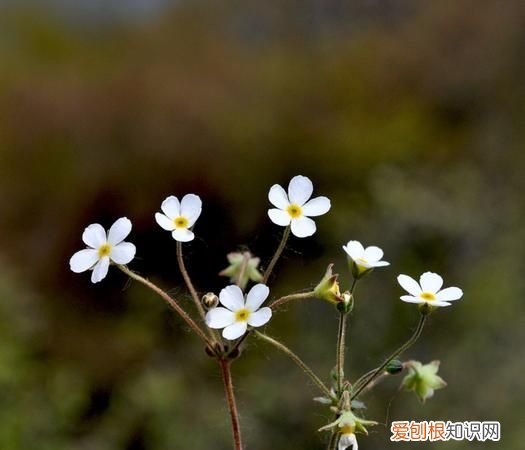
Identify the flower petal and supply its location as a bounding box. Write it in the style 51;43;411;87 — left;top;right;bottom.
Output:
342;240;365;260
82;223;106;248
268;208;291;226
110;242;136;265
222;321;247;340
205;307;236;329
432;301;452;307
180;194;202;226
70;249;99;273
245;283;270;311
247;307;272;327
363;246;383;262
419;272;443;294
91;256;110;283
155;213;176;231
436;287;463;302
172;228;194;242
107;217;132;245
301;196;331;217
290;216;316;238
397;274;422;296
288;175;313;205
400;295;424;304
219;285;245;311
338;433;358;450
268;184;290;209
160;196;180;219
370;261;390;267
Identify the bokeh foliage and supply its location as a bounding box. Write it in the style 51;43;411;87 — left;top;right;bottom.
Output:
0;1;524;449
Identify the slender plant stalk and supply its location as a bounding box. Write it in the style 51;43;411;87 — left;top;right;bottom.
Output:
351;313;427;400
335;312;348;395
255;331;333;399
118;265;212;346
262;226;290;284
327;432;339;450
219;359;243;450
176;241;206;320
269;290;316;310
176;242;221;344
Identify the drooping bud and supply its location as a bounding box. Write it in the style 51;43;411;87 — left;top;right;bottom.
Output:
219;251;263;289
314;264;342;304
401;360;447;403
385;359;404;374
202;292;219;310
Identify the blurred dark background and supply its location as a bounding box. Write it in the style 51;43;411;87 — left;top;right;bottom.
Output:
0;0;524;449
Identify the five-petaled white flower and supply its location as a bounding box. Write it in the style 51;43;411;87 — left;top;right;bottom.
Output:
69;217;136;283
397;272;463;308
155;194;202;242
268;175;331;238
342;240;390;269
206;284;272;340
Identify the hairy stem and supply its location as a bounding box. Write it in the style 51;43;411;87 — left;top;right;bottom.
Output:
255;331;333;399
176;242;220;344
335;312;348;395
262;226;290;284
118;265;212;346
269;290;316;310
176;241;206;320
351;313;427;400
219;359;243;450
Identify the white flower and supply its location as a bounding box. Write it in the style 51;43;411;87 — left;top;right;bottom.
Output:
339;431;358;450
397;272;463;308
155;194;202;242
342;240;390;269
205;284;272;340
268;175;331;238
69;217;136;283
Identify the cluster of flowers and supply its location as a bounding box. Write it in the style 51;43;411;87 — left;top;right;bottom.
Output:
69;175;463;450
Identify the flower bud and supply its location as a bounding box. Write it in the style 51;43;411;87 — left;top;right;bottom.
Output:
202;292;219;310
314;264;342;304
385;359;404;374
401;360;447;403
219;251;263;289
337;291;353;313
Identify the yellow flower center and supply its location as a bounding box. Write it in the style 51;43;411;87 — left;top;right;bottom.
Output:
173;216;189;229
235;308;251;322
287;204;303;218
420;292;436;301
98;243;112;257
340;425;355;435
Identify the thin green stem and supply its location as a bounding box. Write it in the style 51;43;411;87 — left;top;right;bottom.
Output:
176;242;221;344
327;432;339;450
219;359;243;450
176;241;206;320
118;265;212;346
262;226;290;284
335;312;348;395
255;331;333;399
269;290;316;310
351;313;427;400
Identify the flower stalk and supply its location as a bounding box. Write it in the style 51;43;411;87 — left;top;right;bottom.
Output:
219;359;243;450
262;226;290;284
118;265;212;347
351;312;427;400
254;331;333;399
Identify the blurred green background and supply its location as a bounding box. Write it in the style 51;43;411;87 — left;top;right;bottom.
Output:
0;1;523;449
